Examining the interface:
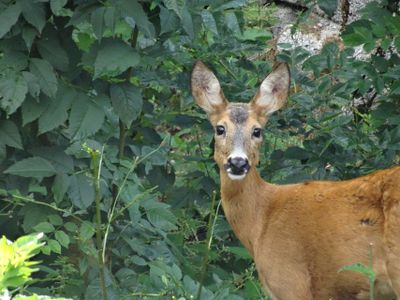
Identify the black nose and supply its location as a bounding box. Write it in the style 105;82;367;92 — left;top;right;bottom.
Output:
227;157;250;175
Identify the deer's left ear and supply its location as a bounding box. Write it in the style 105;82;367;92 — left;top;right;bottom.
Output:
250;63;290;119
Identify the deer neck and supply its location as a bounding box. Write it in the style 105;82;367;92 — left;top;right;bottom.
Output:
220;167;276;257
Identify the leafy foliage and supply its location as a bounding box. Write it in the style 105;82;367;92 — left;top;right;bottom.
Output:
0;0;399;299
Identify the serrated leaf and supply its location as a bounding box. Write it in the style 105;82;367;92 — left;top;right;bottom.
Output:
55;230;70;248
52;173;71;203
34;222;55;233
0;73;28;114
50;0;67;15
79;221;95;241
22;71;40;98
0;3;22;39
48;214;63;226
37;29;69;71
29;58;58;98
64;222;78;232
39;83;74;133
68;95;105;140
21;95;50;126
4;157;57;178
22;26;37;50
18;0;46;33
94;39;140;78
121;0;155;38
110;83;143;127
48;239;61;254
0;120;23;149
68;174;95;210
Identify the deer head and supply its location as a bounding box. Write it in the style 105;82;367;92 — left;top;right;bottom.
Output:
191;61;290;180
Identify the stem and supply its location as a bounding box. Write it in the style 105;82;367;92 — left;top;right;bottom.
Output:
196;191;221;300
92;146;108;300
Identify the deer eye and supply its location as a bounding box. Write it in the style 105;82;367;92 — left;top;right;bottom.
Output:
252;128;262;138
216;125;225;136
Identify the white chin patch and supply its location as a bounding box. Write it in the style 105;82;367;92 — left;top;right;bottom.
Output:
227;173;246;180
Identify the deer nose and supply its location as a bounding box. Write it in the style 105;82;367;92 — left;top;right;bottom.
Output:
227;157;250;175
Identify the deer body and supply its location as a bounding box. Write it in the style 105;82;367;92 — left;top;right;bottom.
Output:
191;61;400;299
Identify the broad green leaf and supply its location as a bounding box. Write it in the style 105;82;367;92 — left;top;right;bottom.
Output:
91;7;105;40
163;0;185;18
37;29;70;71
79;221;95;241
0;3;22;39
22;71;40;98
201;11;218;36
29;58;58;98
68;174;95;210
64;222;78;232
55;230;70;248
0;74;28;114
318;0;338;17
18;0;46;33
34;222;55;233
159;6;179;35
110;83;143;127
21;95;50;126
38;83;74;133
68;95;105;140
30;147;74;173
52;173;71;203
0;120;23;149
224;12;241;33
50;0;68;15
181;5;194;38
22;26;37;50
48;214;63;226
94;39;140;78
121;0;155;38
4;157;57;178
48;239;61;254
0;51;28;72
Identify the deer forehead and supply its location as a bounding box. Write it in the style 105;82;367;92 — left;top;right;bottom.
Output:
215;103;259;128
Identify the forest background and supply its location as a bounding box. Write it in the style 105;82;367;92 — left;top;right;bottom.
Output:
0;0;400;299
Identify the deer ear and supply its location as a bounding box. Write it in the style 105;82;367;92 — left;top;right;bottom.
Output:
251;63;290;118
191;61;228;115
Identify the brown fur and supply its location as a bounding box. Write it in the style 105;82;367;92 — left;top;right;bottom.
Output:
191;61;400;300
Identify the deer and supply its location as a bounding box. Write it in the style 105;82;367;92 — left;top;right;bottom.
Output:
191;61;400;300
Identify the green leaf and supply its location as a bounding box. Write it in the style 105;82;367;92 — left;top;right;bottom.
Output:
18;0;46;33
318;0;338;17
339;263;375;279
225;246;252;260
201;11;218;36
68;95;105;140
110;83;143;127
22;26;37;50
79;221;95;241
50;0;68;15
4;157;57;178
37;29;70;71
94;39;140;78
21;95;49;126
0;3;22;39
55;230;70;248
159;6;179;34
48;214;63;226
52;173;71;203
34;222;55;233
0;120;23;149
64;222;78;232
48;239;61;254
39;83;74;133
121;0;155;38
0;73;28;114
29;58;58;98
68;174;95;210
22;71;41;98
91;7;105;40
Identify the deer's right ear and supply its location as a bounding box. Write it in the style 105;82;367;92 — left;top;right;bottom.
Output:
191;61;228;115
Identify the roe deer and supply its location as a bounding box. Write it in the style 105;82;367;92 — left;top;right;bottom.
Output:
191;61;400;300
